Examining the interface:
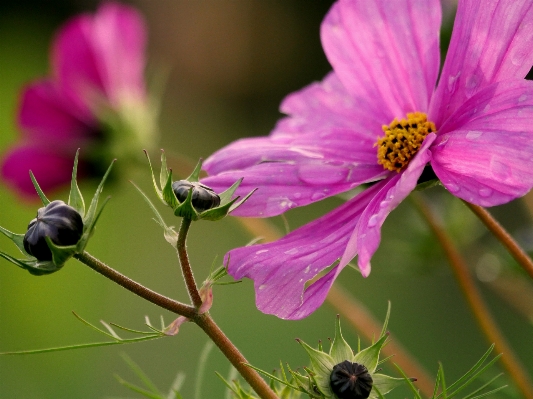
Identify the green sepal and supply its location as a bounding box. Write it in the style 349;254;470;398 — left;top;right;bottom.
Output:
131;181;178;246
185;158;203;182
200;184;257;222
172;185;198;220
370;374;408;399
159;150;169;191
162;168;179;210
352;333;389;374
45;236;77;268
0;251;59;276
78;160;114;251
29;170;50;206
296;339;334;397
330;314;354;364
68;149;86;216
144;150;164;204
415;178;439;191
0;226;26;255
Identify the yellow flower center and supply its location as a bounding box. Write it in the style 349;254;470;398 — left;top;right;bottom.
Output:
376;112;436;173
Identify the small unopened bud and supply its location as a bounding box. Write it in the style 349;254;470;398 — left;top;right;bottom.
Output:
23;200;83;261
172;180;221;212
330;361;373;399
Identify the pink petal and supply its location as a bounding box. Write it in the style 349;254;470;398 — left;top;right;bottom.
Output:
1;146;80;198
321;0;441;119
90;2;147;104
430;0;533;126
431;80;533;206
226;184;381;319
341;133;436;276
273;72;383;141
18;80;97;140
52;2;146;106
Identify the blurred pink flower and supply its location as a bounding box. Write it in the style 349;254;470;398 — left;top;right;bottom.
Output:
2;2;154;198
203;0;533;319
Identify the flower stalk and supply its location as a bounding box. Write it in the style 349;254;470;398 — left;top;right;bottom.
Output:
177;217;203;308
463;201;533;280
412;193;533;399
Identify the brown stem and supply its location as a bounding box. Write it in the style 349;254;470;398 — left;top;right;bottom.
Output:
177;217;203;308
232;217;436;397
463;201;533;280
75;251;196;318
195;314;278;399
412;193;533;399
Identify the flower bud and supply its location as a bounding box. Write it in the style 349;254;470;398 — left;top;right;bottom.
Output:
330;361;373;399
172;180;221;212
23;200;83;261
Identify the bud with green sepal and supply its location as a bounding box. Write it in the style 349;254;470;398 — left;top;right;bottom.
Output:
0;150;113;275
145;150;255;221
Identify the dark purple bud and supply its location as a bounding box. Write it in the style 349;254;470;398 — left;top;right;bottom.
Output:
330;361;373;399
172;180;221;212
23;200;83;261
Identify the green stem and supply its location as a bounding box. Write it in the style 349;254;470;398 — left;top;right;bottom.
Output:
463;201;533;279
177;217;203;308
412;193;533;399
75;251;196;318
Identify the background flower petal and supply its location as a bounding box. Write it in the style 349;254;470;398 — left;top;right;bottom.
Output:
341;134;436;276
226;185;381;319
430;0;533;126
18;80;97;140
321;0;441;119
90;2;147;104
1;146;79;197
432;80;533;206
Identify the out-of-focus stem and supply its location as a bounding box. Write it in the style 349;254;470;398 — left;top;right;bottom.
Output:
75;251;196;318
463;201;533;280
232;216;436;398
177;217;203;308
413;193;533;399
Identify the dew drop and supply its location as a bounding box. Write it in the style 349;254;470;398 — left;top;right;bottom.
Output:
518;94;528;103
466;130;483;140
446;182;460;193
478;187;493;198
285;248;299;255
304;265;311;273
293;192;302;199
311;192;327;201
490;158;512;180
379;200;388;209
367;214;379;228
259;284;267;290
447;72;461;93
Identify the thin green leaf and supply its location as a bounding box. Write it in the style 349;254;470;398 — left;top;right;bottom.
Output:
72;311;118;340
29;170;50;206
466;385;507;399
83;159;114;228
109;322;158;336
462;374;504;399
380;301;391;339
100;320;122;340
1;335;162;355
68;149;85;216
115;374;165;399
166;372;186;399
195;341;215;399
121;353;164;396
393;363;422;399
244;364;299;390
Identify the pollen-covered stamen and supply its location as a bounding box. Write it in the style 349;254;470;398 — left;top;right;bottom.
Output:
376;112;436;173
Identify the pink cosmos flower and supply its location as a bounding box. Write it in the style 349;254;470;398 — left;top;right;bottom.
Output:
2;2;154;198
202;0;533;319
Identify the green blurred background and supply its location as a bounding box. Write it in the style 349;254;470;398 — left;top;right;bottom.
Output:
0;1;532;398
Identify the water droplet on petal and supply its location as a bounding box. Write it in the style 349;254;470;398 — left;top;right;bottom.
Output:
294;192;302;199
379;200;388;209
311;192;327;201
285;248;299;255
447;72;461;94
478;187;493;198
446;182;460;193
490;158;512;180
256;249;269;255
259;284;267;290
466;131;483;140
367;214;379;228
518;94;528;103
